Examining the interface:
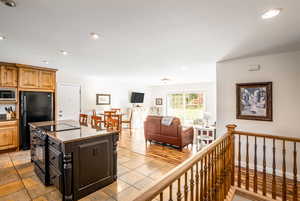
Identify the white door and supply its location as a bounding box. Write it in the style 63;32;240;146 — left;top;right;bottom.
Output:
57;83;81;121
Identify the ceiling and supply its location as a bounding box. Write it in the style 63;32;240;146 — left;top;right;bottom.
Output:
0;0;300;85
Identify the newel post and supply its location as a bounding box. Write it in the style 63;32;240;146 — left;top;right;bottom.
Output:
226;124;237;186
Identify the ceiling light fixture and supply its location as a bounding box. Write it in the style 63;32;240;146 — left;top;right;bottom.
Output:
262;8;282;19
0;36;6;40
60;50;69;55
0;0;16;7
42;60;49;64
90;32;99;40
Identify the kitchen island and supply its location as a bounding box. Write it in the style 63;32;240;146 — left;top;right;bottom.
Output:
29;121;119;201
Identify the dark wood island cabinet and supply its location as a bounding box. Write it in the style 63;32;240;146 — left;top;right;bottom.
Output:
29;121;119;201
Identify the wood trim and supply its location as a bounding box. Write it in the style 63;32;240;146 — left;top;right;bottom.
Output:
18;88;55;92
234;130;300;142
15;64;58;71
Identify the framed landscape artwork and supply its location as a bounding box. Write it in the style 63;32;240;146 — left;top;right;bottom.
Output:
236;82;273;121
96;94;111;105
156;98;163;105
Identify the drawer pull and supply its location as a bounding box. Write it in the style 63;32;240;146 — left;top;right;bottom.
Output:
51;156;56;160
51;175;57;180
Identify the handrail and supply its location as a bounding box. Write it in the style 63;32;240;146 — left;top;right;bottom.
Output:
133;133;231;201
233;130;300;142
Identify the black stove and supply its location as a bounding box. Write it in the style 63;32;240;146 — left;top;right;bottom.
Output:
38;123;81;132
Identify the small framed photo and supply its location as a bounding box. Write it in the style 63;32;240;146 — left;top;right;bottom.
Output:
155;98;163;105
96;94;111;105
236;82;272;121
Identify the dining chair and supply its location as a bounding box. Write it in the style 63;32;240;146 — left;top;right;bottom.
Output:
105;114;121;132
111;108;121;113
79;114;88;125
122;109;132;130
91;115;102;130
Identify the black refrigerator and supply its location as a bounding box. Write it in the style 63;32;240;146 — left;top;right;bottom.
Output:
20;91;54;150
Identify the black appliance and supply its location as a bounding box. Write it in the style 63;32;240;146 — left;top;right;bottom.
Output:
20;91;53;150
130;92;144;103
31;123;80;185
0;88;17;101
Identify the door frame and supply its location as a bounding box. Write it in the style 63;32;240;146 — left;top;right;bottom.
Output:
56;82;82;121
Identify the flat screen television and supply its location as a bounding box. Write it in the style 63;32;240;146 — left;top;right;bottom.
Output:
131;92;144;103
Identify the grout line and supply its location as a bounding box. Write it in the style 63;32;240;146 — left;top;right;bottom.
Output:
9;152;33;201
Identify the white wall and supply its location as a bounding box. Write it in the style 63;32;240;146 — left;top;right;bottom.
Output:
56;71;152;113
217;50;300;179
149;82;216;122
217;50;300;136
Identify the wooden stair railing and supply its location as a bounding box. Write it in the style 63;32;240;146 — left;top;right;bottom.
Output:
133;125;299;201
133;132;234;201
229;124;300;201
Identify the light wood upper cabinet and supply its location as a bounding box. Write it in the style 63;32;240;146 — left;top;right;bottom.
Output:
0;121;18;151
0;65;18;87
39;70;55;90
19;68;40;89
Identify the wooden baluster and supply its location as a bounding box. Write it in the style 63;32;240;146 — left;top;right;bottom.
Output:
223;139;227;199
191;167;194;201
200;159;203;201
263;137;266;196
282;140;287;201
177;177;182;201
207;154;211;201
293;142;298;201
211;150;215;201
204;155;207;201
254;136;258;193
272;139;276;199
246;135;249;190
170;183;173;201
215;145;219;201
220;141;224;201
160;192;164;201
196;162;199;201
238;134;241;188
184;172;188;201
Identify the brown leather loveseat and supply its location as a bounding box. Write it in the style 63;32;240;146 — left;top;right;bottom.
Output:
144;115;194;151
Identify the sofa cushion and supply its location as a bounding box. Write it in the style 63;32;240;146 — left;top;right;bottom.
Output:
161;117;181;137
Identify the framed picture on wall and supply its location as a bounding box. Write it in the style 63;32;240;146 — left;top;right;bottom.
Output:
236;82;273;121
96;94;111;105
155;98;163;105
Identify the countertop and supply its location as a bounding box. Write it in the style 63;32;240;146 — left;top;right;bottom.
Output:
29;120;119;143
0;114;17;122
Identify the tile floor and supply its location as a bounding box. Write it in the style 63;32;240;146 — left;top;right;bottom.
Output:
0;147;176;201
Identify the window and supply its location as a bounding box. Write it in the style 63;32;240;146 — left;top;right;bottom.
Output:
166;92;205;124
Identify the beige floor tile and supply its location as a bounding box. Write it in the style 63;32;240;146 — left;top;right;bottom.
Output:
136;164;160;176
119;171;146;185
117;164;130;176
117;156;131;164
15;162;35;179
87;189;112;201
113;186;140;201
0;167;19;186
133;177;155;190
0;160;14;169
121;159;145;169
33;190;62;201
102;179;130;198
22;175;56;199
0;180;24;197
0;189;31;201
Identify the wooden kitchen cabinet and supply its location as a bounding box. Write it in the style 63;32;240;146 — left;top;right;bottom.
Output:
19;68;40;89
39;70;55;90
0;121;18;151
0;65;18;87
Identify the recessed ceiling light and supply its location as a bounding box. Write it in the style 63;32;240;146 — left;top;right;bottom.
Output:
0;36;6;40
262;8;282;19
60;50;69;55
1;0;16;7
42;60;49;64
90;32;99;40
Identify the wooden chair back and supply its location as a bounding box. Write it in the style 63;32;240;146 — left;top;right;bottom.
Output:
79;114;88;125
105;114;121;131
111;108;121;113
91;115;102;130
104;111;116;116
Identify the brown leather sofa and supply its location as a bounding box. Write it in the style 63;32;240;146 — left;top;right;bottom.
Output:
144;115;194;151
